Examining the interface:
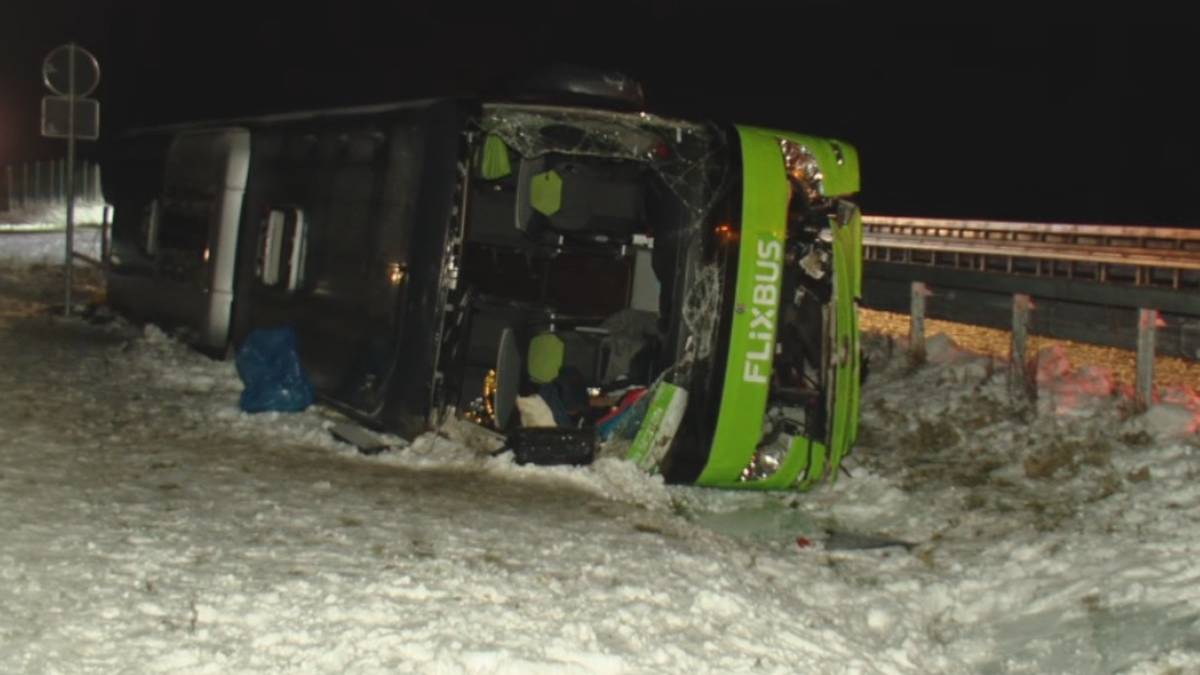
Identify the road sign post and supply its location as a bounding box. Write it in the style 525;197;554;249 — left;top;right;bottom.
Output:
41;43;100;316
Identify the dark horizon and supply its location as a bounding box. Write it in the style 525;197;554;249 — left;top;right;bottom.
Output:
4;6;1199;227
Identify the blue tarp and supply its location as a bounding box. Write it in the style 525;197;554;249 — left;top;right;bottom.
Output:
235;327;315;413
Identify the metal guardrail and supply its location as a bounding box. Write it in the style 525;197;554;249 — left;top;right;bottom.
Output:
864;215;1200;287
860;215;1200;408
2;159;103;213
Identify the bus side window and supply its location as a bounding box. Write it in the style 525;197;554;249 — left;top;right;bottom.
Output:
141;199;160;256
258;207;307;292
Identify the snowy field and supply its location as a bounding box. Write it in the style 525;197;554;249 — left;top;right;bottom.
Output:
0;201;111;232
1;233;1199;674
0;201;105;265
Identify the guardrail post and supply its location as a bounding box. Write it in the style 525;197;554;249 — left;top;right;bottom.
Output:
1186;321;1200;362
59;159;66;205
910;281;928;362
102;205;112;269
4;166;12;212
1010;294;1033;399
1136;308;1157;411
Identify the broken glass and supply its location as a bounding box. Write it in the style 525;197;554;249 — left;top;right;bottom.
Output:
479;104;731;222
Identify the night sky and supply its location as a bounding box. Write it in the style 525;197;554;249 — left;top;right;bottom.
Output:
4;6;1199;227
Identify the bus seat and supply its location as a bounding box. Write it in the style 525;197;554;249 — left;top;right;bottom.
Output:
479;134;512;180
493;327;521;429
597;309;660;385
515;154;645;244
527;332;565;384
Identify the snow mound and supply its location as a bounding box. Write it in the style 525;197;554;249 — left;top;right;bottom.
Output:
925;331;973;364
1124;403;1200;440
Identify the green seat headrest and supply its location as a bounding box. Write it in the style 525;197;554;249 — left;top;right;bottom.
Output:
530;169;563;216
479;134;512;180
527;332;564;384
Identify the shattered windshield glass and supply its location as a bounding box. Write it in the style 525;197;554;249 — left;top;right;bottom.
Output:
479;104;730;222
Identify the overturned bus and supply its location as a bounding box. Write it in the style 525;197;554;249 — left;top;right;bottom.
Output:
103;74;863;490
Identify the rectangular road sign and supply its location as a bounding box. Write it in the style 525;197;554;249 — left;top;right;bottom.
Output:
41;96;100;140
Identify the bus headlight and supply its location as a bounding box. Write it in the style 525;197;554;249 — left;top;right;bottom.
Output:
780;138;824;203
740;440;790;482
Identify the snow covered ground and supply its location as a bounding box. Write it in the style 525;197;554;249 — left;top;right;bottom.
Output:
1;234;1199;674
0;201;110;232
0;200;106;264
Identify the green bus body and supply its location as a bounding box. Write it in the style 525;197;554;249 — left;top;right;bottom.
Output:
692;127;862;490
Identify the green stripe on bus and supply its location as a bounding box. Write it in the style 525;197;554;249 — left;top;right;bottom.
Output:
696;127;789;486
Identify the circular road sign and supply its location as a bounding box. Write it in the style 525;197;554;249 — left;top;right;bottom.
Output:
43;44;100;97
